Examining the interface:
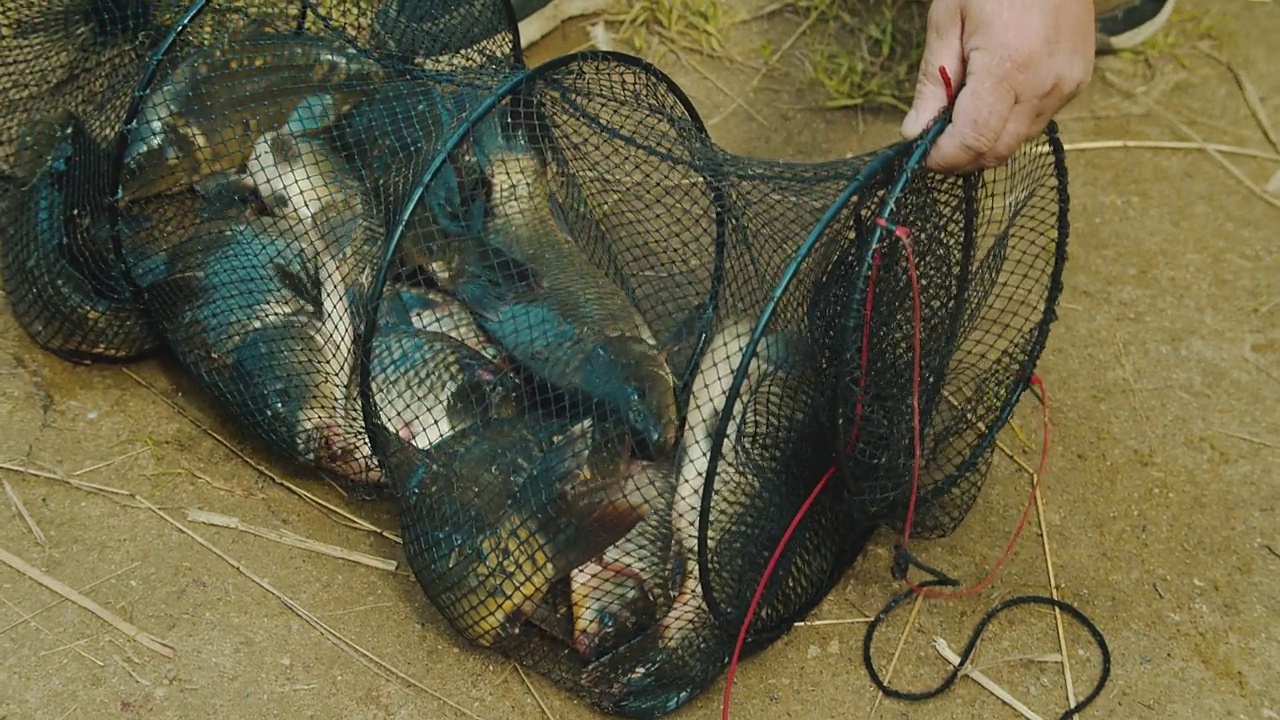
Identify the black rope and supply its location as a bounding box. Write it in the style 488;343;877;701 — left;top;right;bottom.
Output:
862;583;1111;719
891;545;958;586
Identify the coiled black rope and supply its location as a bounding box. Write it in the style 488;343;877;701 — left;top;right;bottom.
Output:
862;578;1111;719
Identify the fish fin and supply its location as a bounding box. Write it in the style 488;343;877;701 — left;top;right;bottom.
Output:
272;253;322;314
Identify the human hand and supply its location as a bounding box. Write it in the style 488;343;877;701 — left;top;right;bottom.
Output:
901;0;1096;173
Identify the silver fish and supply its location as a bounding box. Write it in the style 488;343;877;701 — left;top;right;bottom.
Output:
578;316;810;716
387;414;648;649
370;287;518;453
121;27;386;201
568;459;676;661
458;130;679;454
245;94;347;223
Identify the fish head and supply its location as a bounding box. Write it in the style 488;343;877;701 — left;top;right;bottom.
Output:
570;562;658;661
582;337;679;455
316;421;384;488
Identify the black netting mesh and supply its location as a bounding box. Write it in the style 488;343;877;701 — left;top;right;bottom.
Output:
0;1;1068;717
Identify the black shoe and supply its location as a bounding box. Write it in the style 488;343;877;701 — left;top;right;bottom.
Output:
511;0;555;22
511;0;616;49
1096;0;1179;53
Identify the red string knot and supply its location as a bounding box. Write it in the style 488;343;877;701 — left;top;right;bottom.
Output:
875;216;913;240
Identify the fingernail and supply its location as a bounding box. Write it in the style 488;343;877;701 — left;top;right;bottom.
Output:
901;109;921;138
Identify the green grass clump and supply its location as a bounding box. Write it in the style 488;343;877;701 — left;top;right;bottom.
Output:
798;0;928;113
614;0;726;57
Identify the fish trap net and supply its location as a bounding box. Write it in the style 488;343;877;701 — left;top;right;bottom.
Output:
0;0;1068;717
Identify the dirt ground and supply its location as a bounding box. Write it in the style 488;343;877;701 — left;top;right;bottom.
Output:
2;0;1277;718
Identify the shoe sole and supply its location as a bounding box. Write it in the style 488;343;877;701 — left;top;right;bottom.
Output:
1095;0;1178;53
513;0;615;49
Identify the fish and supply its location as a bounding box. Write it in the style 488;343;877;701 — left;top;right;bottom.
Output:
117;176;265;291
369;284;518;453
120;27;387;202
454;123;679;456
244;93;349;223
386;413;648;649
378;284;503;363
145;212;381;486
330;78;489;286
1;109;164;362
578;316;812;718
568;459;677;661
369;326;519;453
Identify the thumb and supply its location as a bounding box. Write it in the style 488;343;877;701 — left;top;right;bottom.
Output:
902;0;965;139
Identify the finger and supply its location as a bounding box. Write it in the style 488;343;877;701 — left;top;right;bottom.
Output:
977;60;1093;170
975;107;1049;171
901;0;964;140
924;52;1017;173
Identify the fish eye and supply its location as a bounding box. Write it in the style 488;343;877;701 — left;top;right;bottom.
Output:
596;610;617;631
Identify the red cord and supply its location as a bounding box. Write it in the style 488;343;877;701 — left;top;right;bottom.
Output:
720;229;1051;715
903;374;1049;599
939;66;956;108
721;64;1039;715
719;247;884;720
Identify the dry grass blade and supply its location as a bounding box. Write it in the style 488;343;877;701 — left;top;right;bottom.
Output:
136;497;489;720
676;48;770;126
0;546;175;659
316;602;396;618
1;563;139;634
993;416;1078;706
1245;355;1280;385
867;589;925;719
1061;140;1280;162
940;388;1078;706
1214;429;1280;451
0;461;155;513
185;509;398;572
72;447;151;477
707;10;820;126
1033;474;1077;707
516;663;557;720
38;634;102;658
114;655;153;685
932;637;1045;720
969;652;1065;671
0;461;133;497
1193;43;1279;153
119;368;402;545
1098;69;1280;212
1114;333;1148;426
794;616;874;627
1;596;106;666
4;479;46;546
724;0;793;27
185;465;268;499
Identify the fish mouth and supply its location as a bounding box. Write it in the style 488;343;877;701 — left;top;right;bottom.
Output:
311;419;383;486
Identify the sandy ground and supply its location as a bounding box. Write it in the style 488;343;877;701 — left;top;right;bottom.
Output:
2;0;1278;718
